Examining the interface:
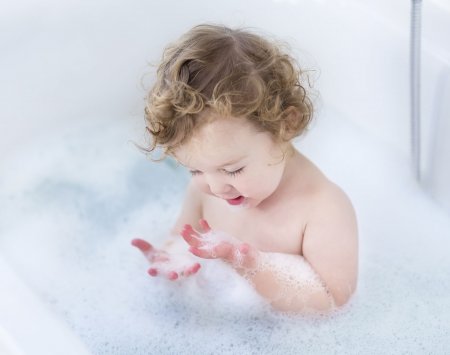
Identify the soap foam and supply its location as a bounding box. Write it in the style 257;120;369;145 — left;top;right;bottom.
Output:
251;252;336;313
1;111;450;354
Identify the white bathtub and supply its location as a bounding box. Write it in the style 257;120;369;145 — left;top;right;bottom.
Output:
0;257;91;355
1;0;450;354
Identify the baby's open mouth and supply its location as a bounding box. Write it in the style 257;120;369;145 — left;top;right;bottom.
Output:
226;196;245;205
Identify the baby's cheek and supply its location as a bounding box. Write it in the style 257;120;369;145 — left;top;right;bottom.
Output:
239;177;261;194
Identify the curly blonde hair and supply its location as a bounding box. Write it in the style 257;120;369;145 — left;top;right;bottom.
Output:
144;23;314;157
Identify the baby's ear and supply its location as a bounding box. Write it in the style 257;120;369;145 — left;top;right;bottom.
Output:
280;106;301;140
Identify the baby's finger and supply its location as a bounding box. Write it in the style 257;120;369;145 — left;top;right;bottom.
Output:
181;224;203;247
166;271;179;281
199;219;211;233
148;267;158;277
148;267;179;281
132;238;169;263
189;243;232;259
189;246;213;259
132;238;155;257
239;243;250;254
183;262;201;277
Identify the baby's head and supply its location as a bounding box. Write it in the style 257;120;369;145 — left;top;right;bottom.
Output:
144;23;314;158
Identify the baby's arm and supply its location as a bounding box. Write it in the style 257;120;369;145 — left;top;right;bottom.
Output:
182;223;334;313
301;184;358;307
181;185;358;313
247;185;358;312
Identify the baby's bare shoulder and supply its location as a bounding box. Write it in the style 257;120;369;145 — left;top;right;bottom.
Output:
301;178;358;306
313;179;354;215
291;155;352;214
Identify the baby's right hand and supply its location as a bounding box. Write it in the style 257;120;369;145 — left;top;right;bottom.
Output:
131;238;201;281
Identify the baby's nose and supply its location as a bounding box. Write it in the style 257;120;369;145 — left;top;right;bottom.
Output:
207;178;232;195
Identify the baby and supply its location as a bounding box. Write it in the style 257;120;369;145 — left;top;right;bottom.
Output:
132;24;358;313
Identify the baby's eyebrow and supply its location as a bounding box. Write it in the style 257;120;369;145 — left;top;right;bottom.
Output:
216;156;247;168
177;156;247;170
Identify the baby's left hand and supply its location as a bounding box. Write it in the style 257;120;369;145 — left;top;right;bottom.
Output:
181;219;259;270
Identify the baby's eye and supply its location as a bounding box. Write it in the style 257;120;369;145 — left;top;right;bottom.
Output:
224;167;244;177
189;170;202;176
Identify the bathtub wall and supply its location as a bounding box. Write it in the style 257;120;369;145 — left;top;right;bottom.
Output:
0;257;91;355
307;0;450;213
421;0;450;214
1;0;449;212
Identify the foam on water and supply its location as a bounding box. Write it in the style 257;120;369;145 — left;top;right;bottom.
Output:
1;110;450;354
253;253;336;313
192;229;333;312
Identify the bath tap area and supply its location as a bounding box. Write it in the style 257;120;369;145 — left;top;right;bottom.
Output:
1;0;450;354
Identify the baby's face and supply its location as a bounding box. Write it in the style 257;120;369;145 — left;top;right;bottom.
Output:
174;115;290;209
